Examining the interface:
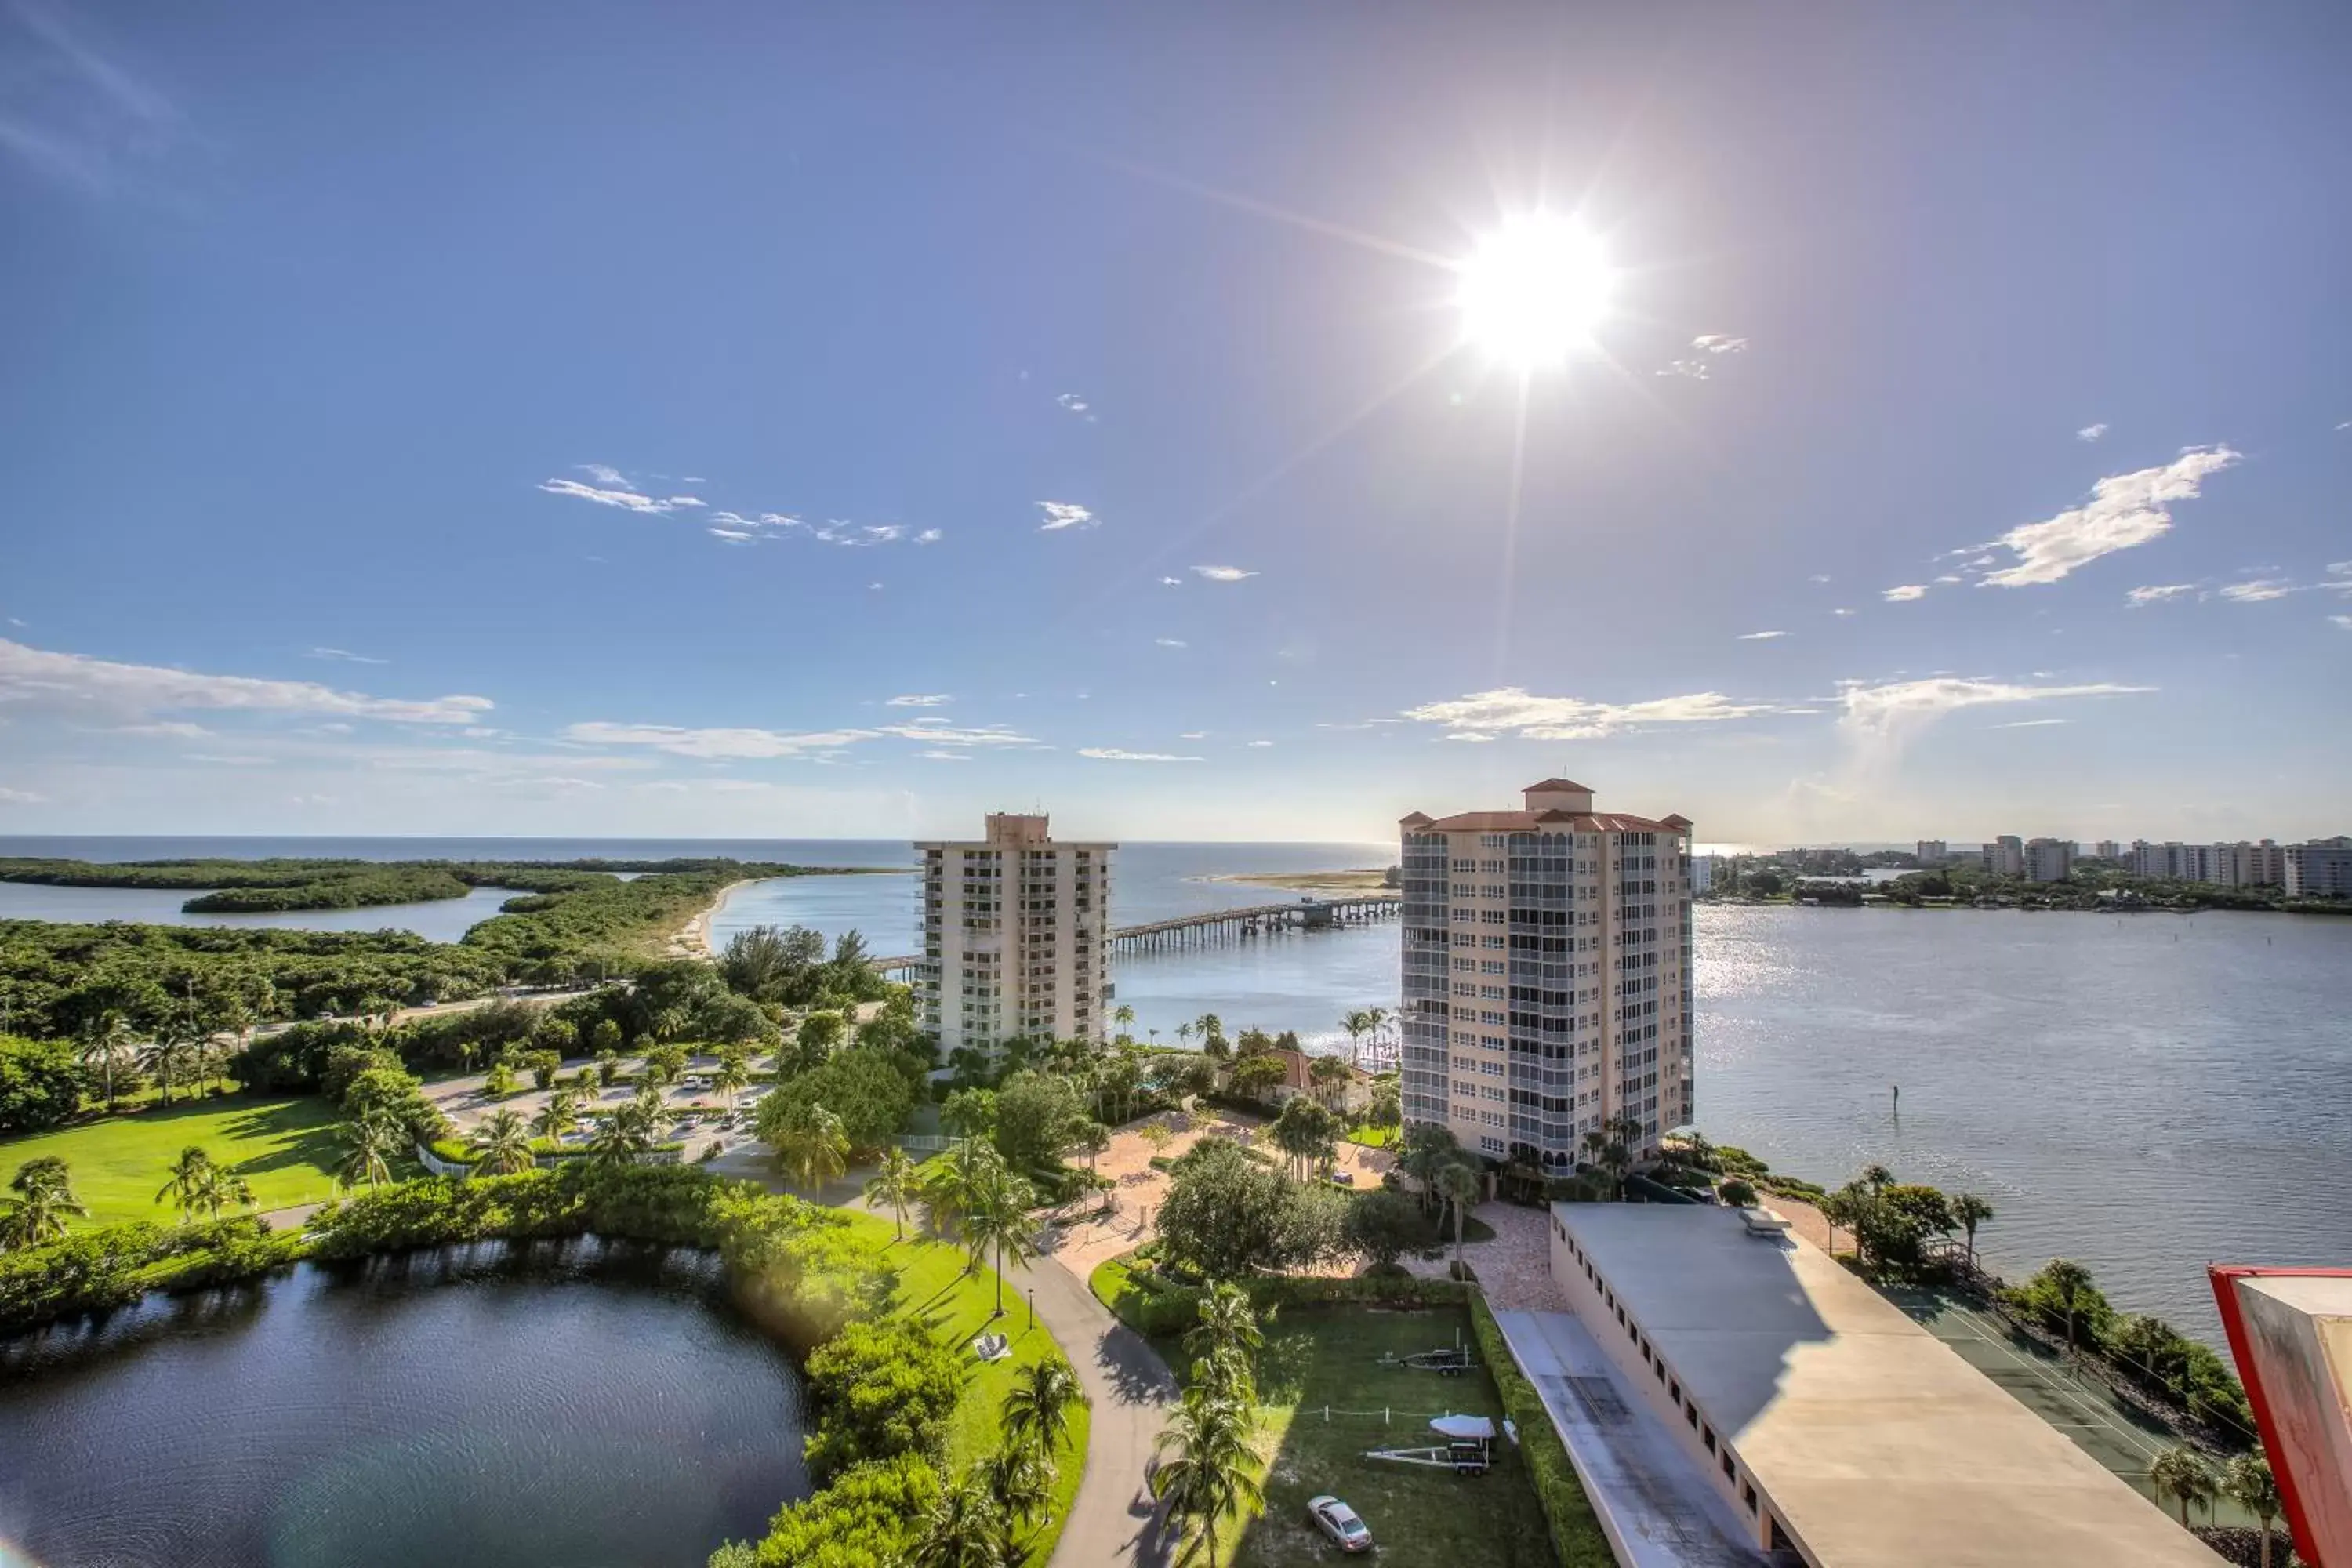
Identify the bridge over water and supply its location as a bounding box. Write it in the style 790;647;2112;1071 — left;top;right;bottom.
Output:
870;891;1399;975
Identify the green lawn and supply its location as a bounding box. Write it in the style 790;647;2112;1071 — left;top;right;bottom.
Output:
0;1094;345;1225
844;1210;1090;1566
1345;1125;1399;1149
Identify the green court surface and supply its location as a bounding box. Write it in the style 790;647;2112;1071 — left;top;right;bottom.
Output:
1881;1284;2252;1526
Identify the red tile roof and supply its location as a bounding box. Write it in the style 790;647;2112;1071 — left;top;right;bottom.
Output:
1413;810;1682;834
1661;813;1693;829
1398;811;1434;827
1523;777;1593;793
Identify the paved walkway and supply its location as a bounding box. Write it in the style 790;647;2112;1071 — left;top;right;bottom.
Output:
1492;1310;1765;1568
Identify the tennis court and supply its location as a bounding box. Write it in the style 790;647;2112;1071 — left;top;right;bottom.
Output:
1880;1284;2252;1522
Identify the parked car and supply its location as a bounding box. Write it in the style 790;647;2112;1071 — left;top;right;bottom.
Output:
1306;1495;1373;1554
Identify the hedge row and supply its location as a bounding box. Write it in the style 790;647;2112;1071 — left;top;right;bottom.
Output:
1102;1258;1471;1337
1468;1293;1618;1568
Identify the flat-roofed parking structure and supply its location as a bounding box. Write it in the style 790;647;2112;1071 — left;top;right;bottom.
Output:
1547;1204;2227;1567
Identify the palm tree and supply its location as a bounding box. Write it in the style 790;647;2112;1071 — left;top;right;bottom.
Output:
907;1474;1008;1568
2148;1445;2216;1528
1112;1004;1136;1042
78;1014;133;1112
1362;1005;1390;1058
138;1035;193;1108
964;1171;1040;1318
1861;1162;1894;1193
919;1142;998;1259
1150;1385;1264;1566
1185;1283;1264;1399
771;1102;851;1197
2041;1258;2098;1356
338;1116;401;1190
2222;1451;2281;1568
469;1109;536;1174
1194;1012;1228;1060
3;1156;87;1249
588;1109;653;1167
864;1146;920;1241
1951;1193;1994;1272
196;1166;256;1219
984;1446;1053;1539
533;1091;579;1149
156;1145;216;1221
1001;1356;1087;1465
1339;1008;1370;1065
712;1051;751;1109
1438;1161;1483;1269
1308;1054;1352;1110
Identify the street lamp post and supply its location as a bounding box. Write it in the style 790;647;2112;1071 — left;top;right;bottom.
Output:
1026;1287;1035;1333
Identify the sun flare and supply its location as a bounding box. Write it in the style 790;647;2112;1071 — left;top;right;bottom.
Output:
1456;213;1614;368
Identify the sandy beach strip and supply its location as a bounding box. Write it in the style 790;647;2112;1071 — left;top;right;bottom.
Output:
670;877;757;959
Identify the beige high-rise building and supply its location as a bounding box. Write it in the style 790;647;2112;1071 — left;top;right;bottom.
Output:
916;815;1112;1062
1398;779;1694;1170
1981;835;2025;878
2024;838;2074;884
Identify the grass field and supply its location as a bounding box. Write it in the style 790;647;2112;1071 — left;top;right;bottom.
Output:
1;1094;345;1225
845;1210;1089;1566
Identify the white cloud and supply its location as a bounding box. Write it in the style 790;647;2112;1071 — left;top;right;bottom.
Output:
114;720;211;738
918;750;971;761
1178;731;1207;740
666;495;705;508
1160;576;1183;587
1247;739;1273;748
2125;583;2199;607
0;639;492;724
1079;747;1203;762
2219;579;2295;603
887;694;952;707
707;528;756;543
1978;445;2240;588
1401;686;1779;740
579;463;629;485
1191;565;1257;583
883;723;1036;749
1807;575;1832;585
1036;501;1097;532
1737;631;1788;641
1882;585;1927;602
538;477;681;514
1831;608;1857;617
1933;575;1963;585
1443;731;1497;743
563;721;880;759
1155;638;1188;648
1836;677;2154;755
1055;393;1094;419
1661;334;1750;379
2076;423;2108;443
916;528;942;544
307;647;388;666
2332;615;2352;630
1988;718;2069;729
0;786;45;804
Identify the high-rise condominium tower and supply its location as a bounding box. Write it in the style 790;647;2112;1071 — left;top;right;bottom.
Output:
1398;779;1694;1168
916;814;1112;1059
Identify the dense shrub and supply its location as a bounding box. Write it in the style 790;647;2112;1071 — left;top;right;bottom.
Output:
715;1454;941;1568
0;1033;89;1134
0;1216;299;1330
800;1320;963;1481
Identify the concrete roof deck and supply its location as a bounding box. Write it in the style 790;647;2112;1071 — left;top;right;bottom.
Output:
1554;1205;2224;1568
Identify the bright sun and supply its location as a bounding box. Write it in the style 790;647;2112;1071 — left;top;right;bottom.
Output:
1456;213;1614;368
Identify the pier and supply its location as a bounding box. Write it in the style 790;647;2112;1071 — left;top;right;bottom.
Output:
870;892;1400;976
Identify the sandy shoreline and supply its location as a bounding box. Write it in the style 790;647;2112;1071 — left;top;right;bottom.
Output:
1200;869;1393;893
668;878;756;959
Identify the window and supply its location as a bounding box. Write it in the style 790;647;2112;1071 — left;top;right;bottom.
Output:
1686;1405;1699;1430
1743;1483;1758;1514
1722;1452;1735;1481
1703;1426;1715;1454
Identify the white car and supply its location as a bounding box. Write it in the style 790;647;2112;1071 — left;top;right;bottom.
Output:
1306;1495;1373;1554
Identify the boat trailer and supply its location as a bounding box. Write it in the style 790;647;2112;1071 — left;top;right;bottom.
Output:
1377;1330;1479;1377
1363;1414;1494;1475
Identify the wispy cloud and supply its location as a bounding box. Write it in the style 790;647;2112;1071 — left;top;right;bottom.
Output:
1660;334;1751;379
1737;630;1788;641
2076;423;2108;443
1178;731;1207;740
1401;686;1780;741
1191;565;1256;583
1160;576;1183;587
2126;583;2199;607
2218;579;2295;603
1837;676;2152;758
1977;445;2239;588
579;463;629;485
1882;585;1927;602
886;694;951;707
919;750;971;762
0;5;183;194
1054;393;1096;422
1037;501;1098;532
915;528;942;544
1154;638;1188;648
539;477;685;515
1246;739;1274;748
1079;747;1203;762
0;786;48;804
2332;615;2352;630
1831;608;1857;617
0;639;492;724
563;721;879;760
307;646;387;666
1988;718;2069;729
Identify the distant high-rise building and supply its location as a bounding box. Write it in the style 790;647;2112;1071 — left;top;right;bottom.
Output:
1914;840;1948;865
2285;837;2352;900
1398;778;1694;1169
917;814;1112;1061
1980;835;2024;879
1689;855;1716;895
2024;838;2074;884
2092;841;2123;862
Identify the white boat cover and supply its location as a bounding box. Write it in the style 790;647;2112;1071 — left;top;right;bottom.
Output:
1430;1414;1495;1441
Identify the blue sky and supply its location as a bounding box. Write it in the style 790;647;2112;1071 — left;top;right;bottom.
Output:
2;1;2348;847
